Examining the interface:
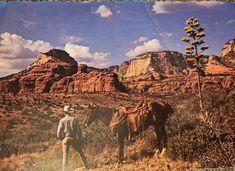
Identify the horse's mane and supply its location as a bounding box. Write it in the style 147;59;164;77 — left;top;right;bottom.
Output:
151;100;174;115
90;106;114;113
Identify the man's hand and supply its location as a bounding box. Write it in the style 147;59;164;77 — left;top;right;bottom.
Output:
58;134;64;141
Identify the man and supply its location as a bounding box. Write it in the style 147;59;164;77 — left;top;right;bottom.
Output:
57;105;89;171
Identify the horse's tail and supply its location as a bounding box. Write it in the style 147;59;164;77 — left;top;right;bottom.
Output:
165;103;174;115
151;100;174;116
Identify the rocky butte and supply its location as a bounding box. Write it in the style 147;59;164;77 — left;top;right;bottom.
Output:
0;49;125;94
118;51;188;81
220;39;235;68
0;39;234;95
50;64;126;93
114;39;235;94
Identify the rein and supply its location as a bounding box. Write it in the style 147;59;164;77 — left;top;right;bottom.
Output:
109;114;127;129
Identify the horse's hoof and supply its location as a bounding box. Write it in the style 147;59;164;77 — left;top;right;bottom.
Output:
154;149;160;156
118;160;126;164
160;148;166;157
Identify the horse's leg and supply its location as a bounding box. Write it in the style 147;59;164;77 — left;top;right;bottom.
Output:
160;124;167;156
154;124;162;155
118;129;125;164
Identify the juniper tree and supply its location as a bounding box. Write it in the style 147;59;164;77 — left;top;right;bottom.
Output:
181;17;209;110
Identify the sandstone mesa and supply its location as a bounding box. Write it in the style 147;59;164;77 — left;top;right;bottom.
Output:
0;39;234;95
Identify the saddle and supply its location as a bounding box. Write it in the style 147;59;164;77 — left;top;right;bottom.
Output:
109;102;152;139
126;103;150;133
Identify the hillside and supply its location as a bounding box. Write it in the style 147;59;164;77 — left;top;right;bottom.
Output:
0;39;234;170
0;40;235;95
0;91;234;170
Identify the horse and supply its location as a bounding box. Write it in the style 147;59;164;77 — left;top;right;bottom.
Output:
83;100;174;164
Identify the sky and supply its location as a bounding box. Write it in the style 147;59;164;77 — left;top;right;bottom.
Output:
0;1;235;77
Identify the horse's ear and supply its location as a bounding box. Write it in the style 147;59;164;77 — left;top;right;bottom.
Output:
166;104;174;114
90;102;98;108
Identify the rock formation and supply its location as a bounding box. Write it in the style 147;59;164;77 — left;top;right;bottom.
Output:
118;51;188;81
204;55;235;75
0;49;126;94
118;42;234;94
0;39;234;95
50;64;126;93
220;39;235;68
0;49;78;93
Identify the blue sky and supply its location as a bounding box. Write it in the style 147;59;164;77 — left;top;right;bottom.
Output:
0;1;235;77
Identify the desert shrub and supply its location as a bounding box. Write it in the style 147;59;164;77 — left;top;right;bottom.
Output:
83;120;116;154
1;92;234;170
167;90;235;168
0;116;57;159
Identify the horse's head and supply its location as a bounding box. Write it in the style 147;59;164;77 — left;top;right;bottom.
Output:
84;107;97;128
84;106;118;128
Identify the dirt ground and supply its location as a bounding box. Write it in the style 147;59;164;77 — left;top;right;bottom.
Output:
0;92;234;170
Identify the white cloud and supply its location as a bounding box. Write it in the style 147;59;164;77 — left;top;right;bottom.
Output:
0;32;53;77
159;32;173;37
60;35;82;43
226;19;235;24
152;1;223;14
95;5;113;18
126;39;161;58
138;36;148;43
21;19;36;28
131;36;148;44
0;58;34;76
0;32;111;77
64;42;110;68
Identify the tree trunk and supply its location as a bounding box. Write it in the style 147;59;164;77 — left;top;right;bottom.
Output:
197;72;203;110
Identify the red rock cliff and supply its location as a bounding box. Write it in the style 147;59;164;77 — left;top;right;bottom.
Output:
0;49;78;93
50;64;126;93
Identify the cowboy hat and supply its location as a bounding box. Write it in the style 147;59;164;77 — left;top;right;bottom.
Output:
63;105;74;113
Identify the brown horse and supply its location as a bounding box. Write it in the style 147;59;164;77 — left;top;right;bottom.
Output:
84;100;174;163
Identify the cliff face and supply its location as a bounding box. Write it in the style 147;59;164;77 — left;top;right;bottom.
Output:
0;49;78;94
118;51;188;81
125;56;151;77
204;55;235;75
50;64;126;93
0;39;234;95
119;41;235;94
220;39;235;68
220;39;235;57
146;75;235;95
0;50;126;94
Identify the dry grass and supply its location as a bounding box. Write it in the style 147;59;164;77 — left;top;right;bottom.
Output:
0;133;199;171
0;91;234;170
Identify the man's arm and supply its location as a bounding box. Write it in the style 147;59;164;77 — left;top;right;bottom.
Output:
57;120;64;140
